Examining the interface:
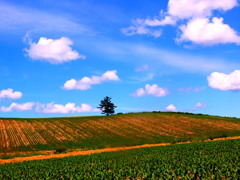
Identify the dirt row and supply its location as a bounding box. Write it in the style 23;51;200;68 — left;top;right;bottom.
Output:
1;115;240;152
1;136;240;164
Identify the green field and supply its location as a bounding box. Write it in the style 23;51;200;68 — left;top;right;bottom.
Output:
0;139;239;179
1;112;240;153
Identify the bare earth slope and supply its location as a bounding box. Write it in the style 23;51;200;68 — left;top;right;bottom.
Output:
0;112;240;153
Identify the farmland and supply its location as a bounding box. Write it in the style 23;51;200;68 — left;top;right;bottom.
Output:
0;112;240;153
0;139;239;179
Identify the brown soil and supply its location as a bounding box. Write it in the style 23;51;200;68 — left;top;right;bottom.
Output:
1;115;240;152
1;136;240;164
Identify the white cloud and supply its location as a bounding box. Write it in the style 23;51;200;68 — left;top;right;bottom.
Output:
123;0;240;46
122;15;176;38
193;102;207;111
179;87;204;93
165;104;177;112
0;101;100;114
35;102;99;114
26;37;85;64
122;27;161;38
208;70;240;91
101;70;120;81
144;16;176;26
0;102;35;112
121;19;162;38
178;17;240;45
131;84;168;97
0;89;22;99
131;88;146;97
63;70;120;90
168;0;238;19
169;1;240;46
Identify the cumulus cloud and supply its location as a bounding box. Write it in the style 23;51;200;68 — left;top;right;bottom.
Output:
123;0;240;46
122;0;238;36
165;104;177;112
0;101;99;114
0;102;35;112
0;89;22;99
193;102;207;111
131;84;168;97
35;102;99;114
168;0;238;19
25;37;85;64
63;70;120;90
208;70;240;91
178;17;240;45
131;88;145;97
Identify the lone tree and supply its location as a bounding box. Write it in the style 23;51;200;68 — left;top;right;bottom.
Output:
98;96;117;116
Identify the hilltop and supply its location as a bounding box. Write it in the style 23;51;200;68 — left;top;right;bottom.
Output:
0;112;240;153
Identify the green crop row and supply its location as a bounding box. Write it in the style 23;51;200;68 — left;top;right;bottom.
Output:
0;139;239;179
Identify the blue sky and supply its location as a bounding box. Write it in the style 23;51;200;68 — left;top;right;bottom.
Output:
1;0;240;118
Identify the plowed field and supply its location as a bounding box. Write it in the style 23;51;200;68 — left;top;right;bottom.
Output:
0;112;240;153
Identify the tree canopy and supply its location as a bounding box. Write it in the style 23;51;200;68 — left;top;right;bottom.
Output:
98;96;117;116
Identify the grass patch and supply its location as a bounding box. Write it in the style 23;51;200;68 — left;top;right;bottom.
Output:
0;153;42;159
0;139;239;179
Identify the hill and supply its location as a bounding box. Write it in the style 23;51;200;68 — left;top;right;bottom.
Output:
0;112;240;153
